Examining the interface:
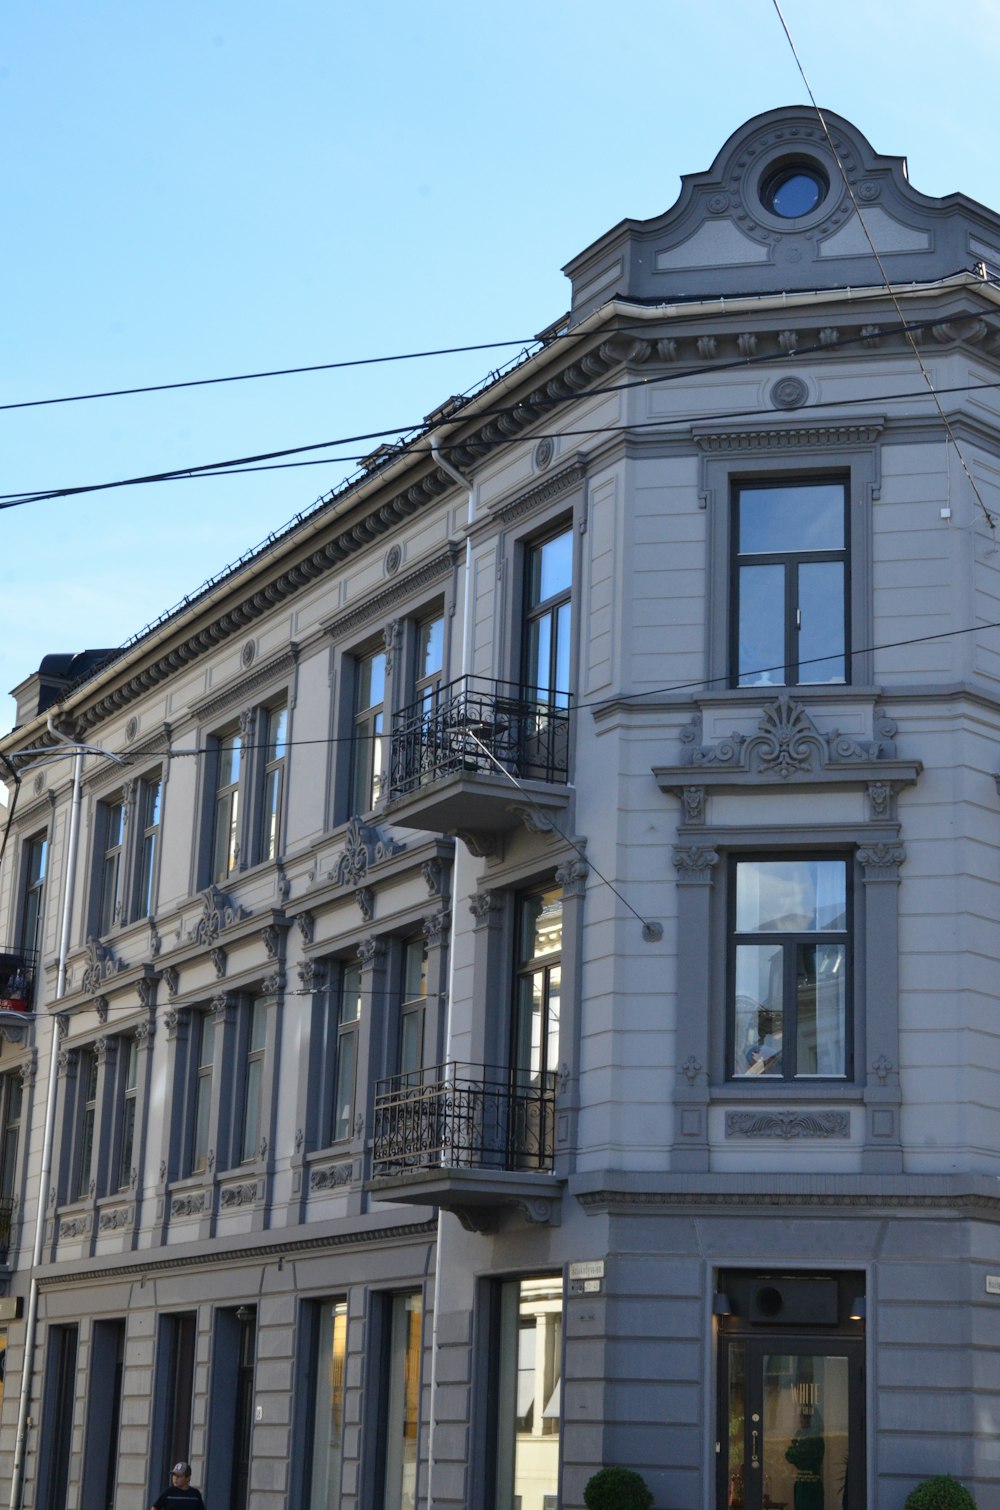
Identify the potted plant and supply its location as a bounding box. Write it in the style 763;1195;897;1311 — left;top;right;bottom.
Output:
904;1475;978;1510
583;1466;654;1510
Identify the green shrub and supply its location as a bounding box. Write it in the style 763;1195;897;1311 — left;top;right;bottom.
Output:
904;1474;978;1510
583;1465;654;1510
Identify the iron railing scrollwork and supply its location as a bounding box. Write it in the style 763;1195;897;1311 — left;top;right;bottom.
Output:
388;676;570;798
372;1061;556;1176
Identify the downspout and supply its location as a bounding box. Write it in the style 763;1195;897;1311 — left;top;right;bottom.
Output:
426;439;474;1510
9;721;85;1510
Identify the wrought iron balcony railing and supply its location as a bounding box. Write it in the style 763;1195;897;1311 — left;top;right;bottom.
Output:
0;950;36;1014
388;676;570;799
372;1062;556;1177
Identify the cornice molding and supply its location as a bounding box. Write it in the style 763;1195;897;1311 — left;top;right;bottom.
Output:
323;545;459;642
485;458;588;530
35;1215;438;1287
191;647;298;723
693;420;883;453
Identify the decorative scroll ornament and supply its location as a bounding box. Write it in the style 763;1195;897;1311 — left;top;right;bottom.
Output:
469;890;502;922
81;938;125;994
677;697;902;780
422;909;451;944
296;958;326;994
189;885;250;945
161;967;180;999
725;1110;849;1140
355;886;375;922
295;911;315;945
421;858;445;897
210;947;228;979
333;816;404;887
261;925;282;959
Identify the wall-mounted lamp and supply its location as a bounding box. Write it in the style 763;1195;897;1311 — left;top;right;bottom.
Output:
235;1305;256;1323
712;1292;733;1316
849;1296;866;1321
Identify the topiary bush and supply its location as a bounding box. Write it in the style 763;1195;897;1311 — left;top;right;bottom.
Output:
904;1474;978;1510
583;1465;654;1510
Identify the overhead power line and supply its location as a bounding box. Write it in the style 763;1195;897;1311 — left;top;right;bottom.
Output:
1;309;995;512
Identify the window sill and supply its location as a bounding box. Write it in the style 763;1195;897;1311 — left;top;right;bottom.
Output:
713;1081;862;1101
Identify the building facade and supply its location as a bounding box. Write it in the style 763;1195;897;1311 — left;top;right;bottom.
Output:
3;106;1000;1510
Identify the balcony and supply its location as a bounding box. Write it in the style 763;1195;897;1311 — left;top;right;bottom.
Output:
383;677;571;848
368;1063;563;1229
0;950;35;1014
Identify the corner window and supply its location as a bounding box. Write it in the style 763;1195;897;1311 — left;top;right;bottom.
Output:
733;478;848;687
211;731;243;883
524;526;572;706
730;857;850;1081
351;649;386;815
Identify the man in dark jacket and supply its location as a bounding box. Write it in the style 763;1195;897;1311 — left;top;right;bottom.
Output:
150;1462;206;1510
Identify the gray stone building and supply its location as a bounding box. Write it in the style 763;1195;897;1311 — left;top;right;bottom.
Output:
3;105;1000;1510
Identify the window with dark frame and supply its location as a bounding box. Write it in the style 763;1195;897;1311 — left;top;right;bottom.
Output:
116;1036;139;1191
98;800;126;935
399;939;427;1082
732;477;848;688
190;1011;215;1175
512;887;563;1090
414;613;444;718
75;1048;99;1200
0;1073;23;1202
135;775;162;919
730;856;850;1081
330;962;362;1144
240;999;267;1164
211;730;243;883
259;703;288;863
351;648;386;816
19;833;47;959
305;1298;348;1510
524;526;572;707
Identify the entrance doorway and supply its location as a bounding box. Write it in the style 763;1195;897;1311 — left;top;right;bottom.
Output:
716;1273;865;1510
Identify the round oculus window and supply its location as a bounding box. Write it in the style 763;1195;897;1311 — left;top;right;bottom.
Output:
761;162;828;219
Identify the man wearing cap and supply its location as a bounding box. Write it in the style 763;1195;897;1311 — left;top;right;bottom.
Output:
150;1462;206;1510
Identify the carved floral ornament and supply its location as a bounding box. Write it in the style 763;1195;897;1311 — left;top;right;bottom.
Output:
655;696;921;811
333;816;405;888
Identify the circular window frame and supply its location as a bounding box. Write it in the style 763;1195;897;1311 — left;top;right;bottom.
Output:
760;159;829;220
744;143;844;232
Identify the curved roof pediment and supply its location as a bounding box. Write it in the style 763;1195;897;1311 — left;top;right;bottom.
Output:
565;106;1000;317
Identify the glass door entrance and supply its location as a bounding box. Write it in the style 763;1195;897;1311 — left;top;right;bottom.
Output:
722;1337;864;1510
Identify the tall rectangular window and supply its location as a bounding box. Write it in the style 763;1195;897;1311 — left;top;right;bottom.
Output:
116;1038;138;1191
20;833;47;958
153;1312;197;1490
0;1073;23;1202
135;775;162;918
260;704;288;862
212;731;243;883
731;857;850;1080
307;1299;348;1510
524;527;572;707
240;1000;267;1164
381;1292;422;1510
733;478;848;687
399;940;427;1081
98;800;126;935
494;1276;562;1509
513;887;562;1089
351;649;386;815
75;1049;99;1200
191;1012;215;1175
330;963;362;1144
414;614;444;717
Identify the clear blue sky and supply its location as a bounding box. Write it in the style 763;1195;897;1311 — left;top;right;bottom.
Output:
5;0;1000;743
